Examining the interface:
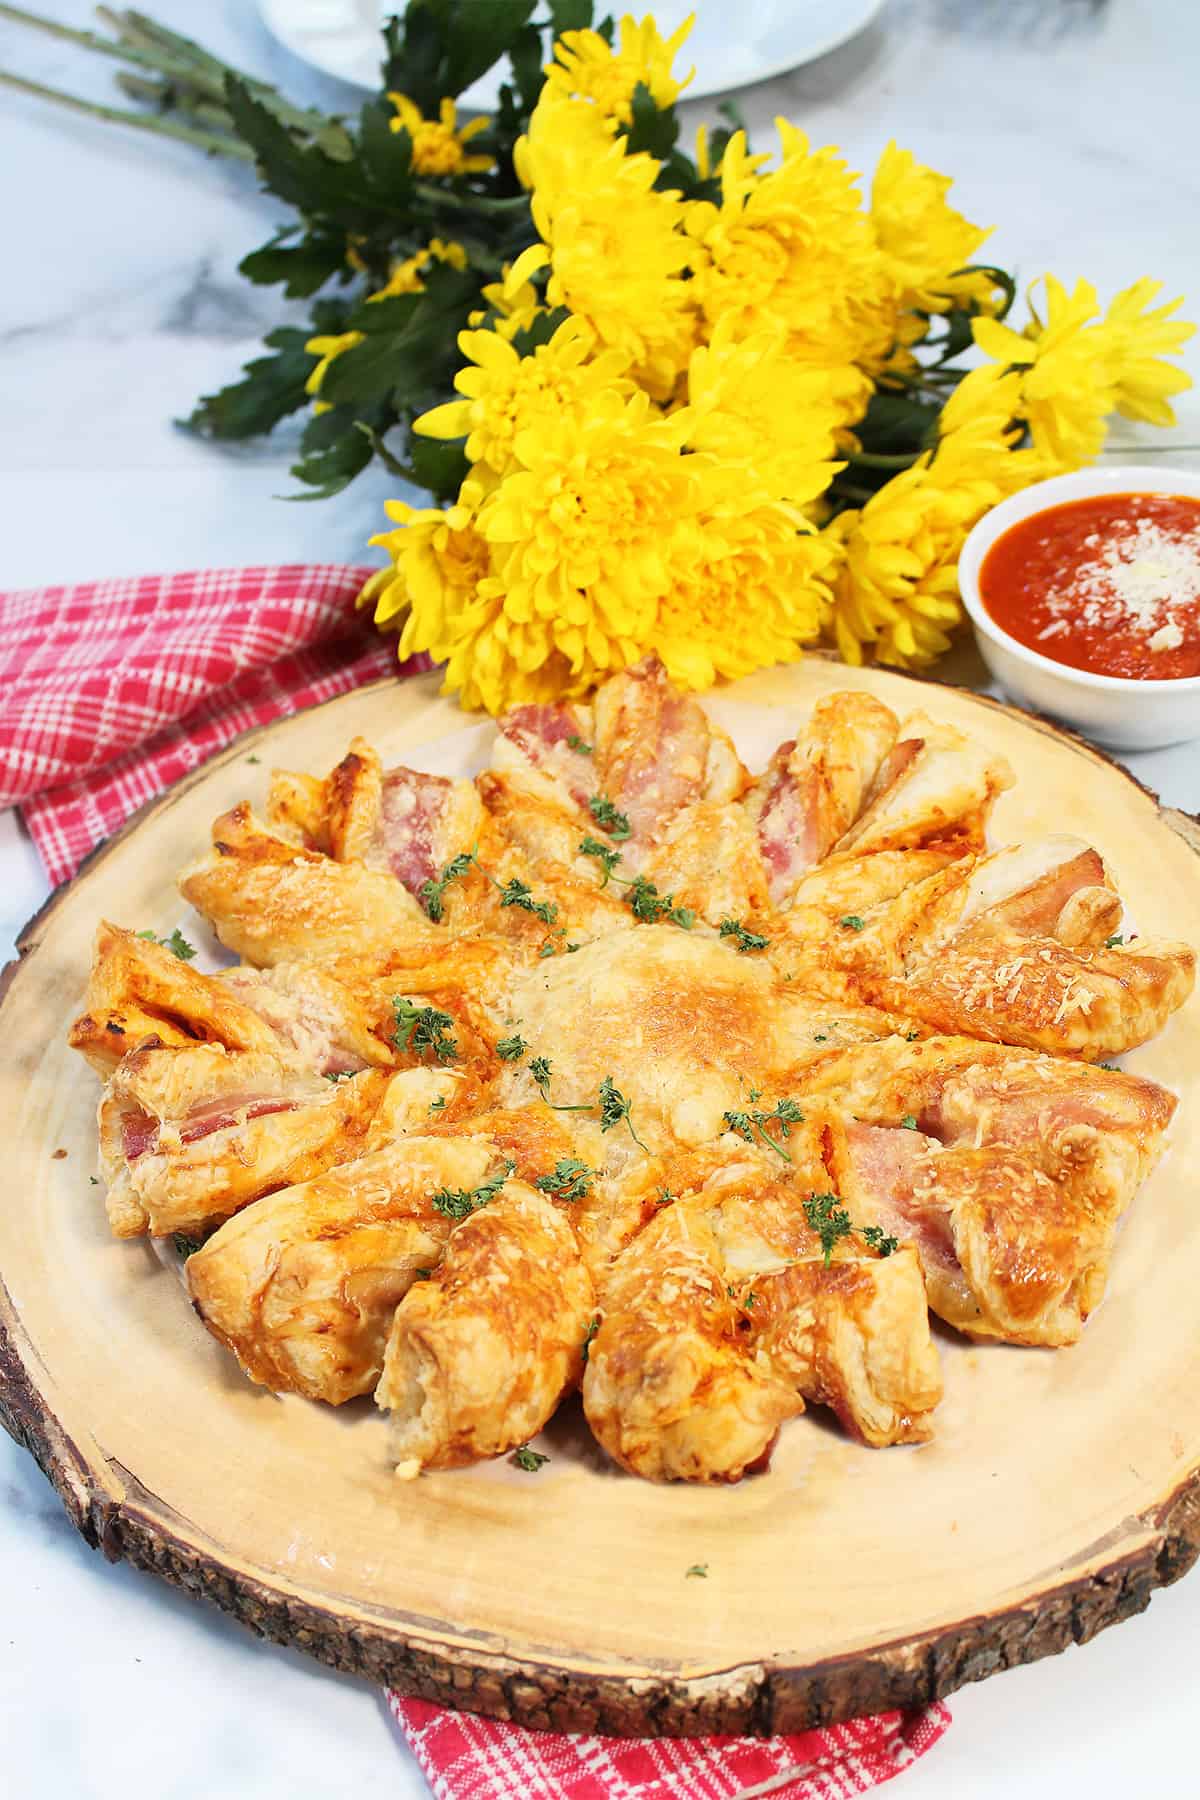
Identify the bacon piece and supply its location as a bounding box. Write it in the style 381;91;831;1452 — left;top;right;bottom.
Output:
744;694;898;905
376;769;455;892
592;656;745;848
494;703;597;811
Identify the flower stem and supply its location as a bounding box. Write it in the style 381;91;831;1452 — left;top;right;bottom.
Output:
415;183;530;213
0;66;253;158
844;449;921;470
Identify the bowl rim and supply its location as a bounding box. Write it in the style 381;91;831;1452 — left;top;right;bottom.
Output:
957;462;1200;696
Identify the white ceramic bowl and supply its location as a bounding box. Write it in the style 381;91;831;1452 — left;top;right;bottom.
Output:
957;464;1200;751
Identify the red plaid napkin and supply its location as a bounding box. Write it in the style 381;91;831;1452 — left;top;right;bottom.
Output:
0;563;952;1796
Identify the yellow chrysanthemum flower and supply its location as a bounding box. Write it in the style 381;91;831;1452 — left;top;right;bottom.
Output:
973;275;1116;471
1102;277;1195;427
680;319;848;506
387;93;495;176
826;393;1045;668
305;239;469;412
513;89;696;398
544;11;696;123
656;491;834;687
870;143;996;315
304;329;364;411
414;314;632;475
686;123;894;392
374;236;468;300
467;263;545;341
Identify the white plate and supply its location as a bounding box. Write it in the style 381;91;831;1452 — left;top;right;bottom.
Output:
258;0;887;106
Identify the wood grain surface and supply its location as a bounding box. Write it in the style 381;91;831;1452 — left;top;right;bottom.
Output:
2;663;1199;1735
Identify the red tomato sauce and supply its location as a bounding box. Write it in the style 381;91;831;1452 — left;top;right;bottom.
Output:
979;492;1200;680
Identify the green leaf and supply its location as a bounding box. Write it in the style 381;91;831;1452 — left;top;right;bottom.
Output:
324;266;479;408
855;390;941;456
239;233;348;298
507;22;545;109
287;427;374;500
621;80;679;160
443;1;537;96
549;0;594;29
407;431;470;499
357;97;415;196
185;330;313;440
224;76;406;227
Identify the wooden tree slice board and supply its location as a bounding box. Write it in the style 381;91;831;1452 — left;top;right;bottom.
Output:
3;662;1200;1737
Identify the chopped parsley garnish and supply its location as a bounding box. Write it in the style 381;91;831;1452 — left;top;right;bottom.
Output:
1099;1062;1119;1071
721;1096;804;1162
512;1445;550;1472
496;1033;527;1061
1105;933;1125;948
804;1192;854;1265
535;1158;596;1202
598;1075;649;1150
323;1069;355;1083
719;918;770;953
566;734;593;754
429;1158;515;1221
172;1232;204;1258
813;1033;828;1043
804;1193;898;1265
579;834;622;883
429;1095;446;1113
623;874;694;929
839;914;866;932
497;876;558;926
899;1114;918;1130
391;997;459;1063
529;1055;553;1092
581;1314;601;1364
414;1267;432;1279
685;1564;708;1579
418;850;475;923
657;1187;676;1207
89;1176;99;1185
588;794;631;840
905;1030;922;1042
137;927;197;962
246;754;261;765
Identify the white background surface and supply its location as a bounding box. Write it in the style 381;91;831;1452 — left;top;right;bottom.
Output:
1;3;1199;1796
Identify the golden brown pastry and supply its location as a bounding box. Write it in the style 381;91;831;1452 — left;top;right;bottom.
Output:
98;1043;392;1238
187;1134;498;1402
582;1198;802;1482
179;802;430;965
377;1181;593;1472
743;691;899;904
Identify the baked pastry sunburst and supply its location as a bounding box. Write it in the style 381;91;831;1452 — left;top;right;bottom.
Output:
68;657;1195;1483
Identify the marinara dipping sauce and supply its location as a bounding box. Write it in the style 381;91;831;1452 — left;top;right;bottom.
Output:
979;492;1200;680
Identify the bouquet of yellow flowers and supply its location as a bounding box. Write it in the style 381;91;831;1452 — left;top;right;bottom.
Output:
10;4;1193;711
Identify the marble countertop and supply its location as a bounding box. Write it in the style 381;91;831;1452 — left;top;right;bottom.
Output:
2;2;1198;1796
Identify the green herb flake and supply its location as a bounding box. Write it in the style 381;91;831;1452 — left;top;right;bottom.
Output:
172;1232;204;1258
496;1033;528;1061
566;734;593;754
246;754;261;765
512;1445;549;1472
137;927;197;962
418;849;475;923
860;1224;900;1257
1105;933;1125;948
529;1055;553;1092
578;834;622;884
391;997;459;1063
581;1314;601;1364
803;1192;854;1266
498;875;558;926
719;917;770;953
588;794;631;841
899;1113;918;1130
535;1158;595;1202
685;1563;708;1579
429;1095;447;1113
429;1158;515;1221
598;1075;649;1150
839;914;866;933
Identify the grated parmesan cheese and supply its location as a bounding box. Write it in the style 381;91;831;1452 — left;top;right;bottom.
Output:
1045;516;1200;649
